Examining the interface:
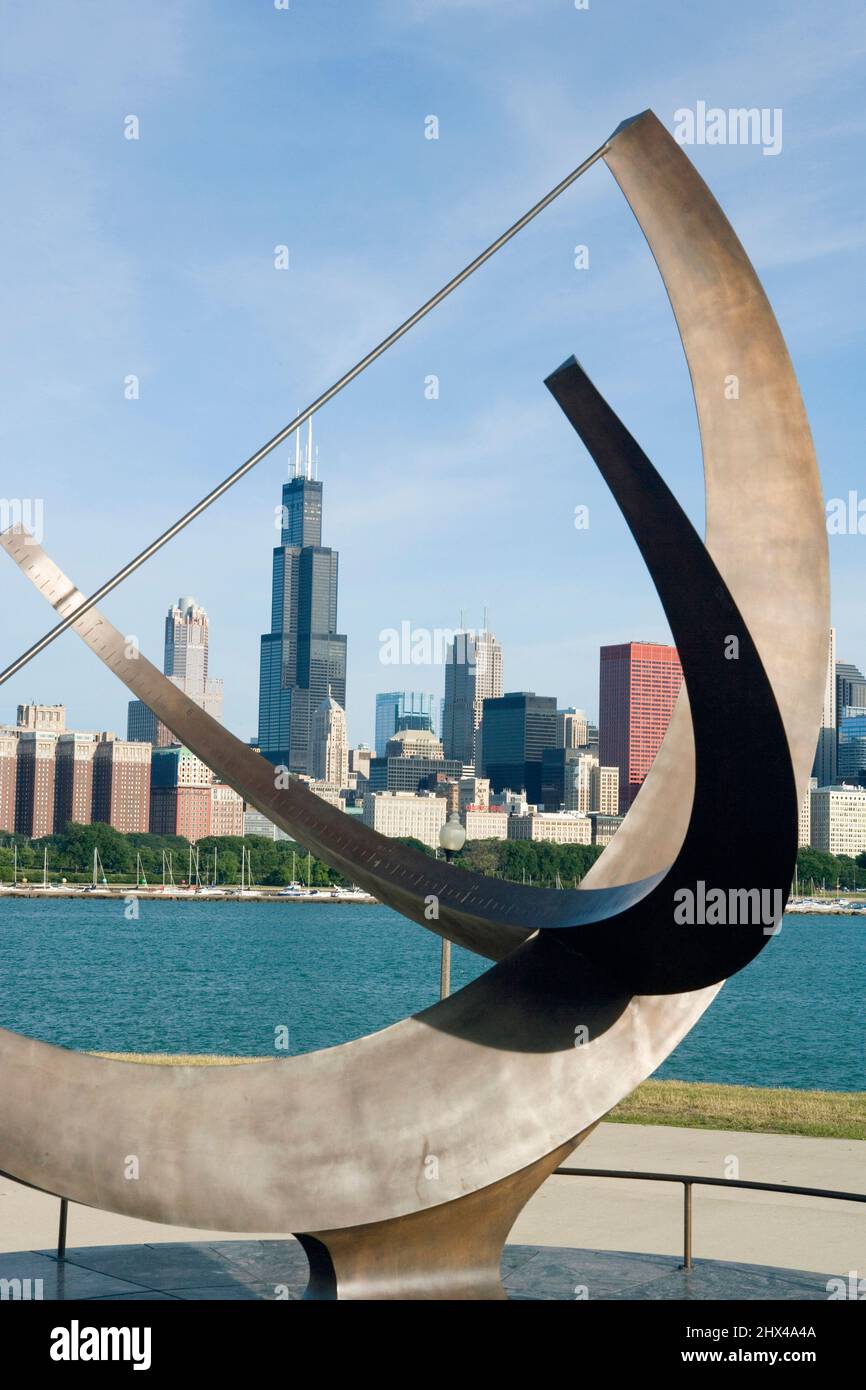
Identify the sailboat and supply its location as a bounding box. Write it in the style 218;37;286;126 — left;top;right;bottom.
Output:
236;844;256;897
171;845;197;897
136;852;148;890
32;845;50;891
85;846;111;894
277;848;306;897
197;844;224;896
160;848;177;893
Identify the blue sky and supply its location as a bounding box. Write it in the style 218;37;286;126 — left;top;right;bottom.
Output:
1;0;864;747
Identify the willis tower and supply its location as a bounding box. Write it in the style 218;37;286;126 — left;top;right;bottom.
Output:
258;422;347;773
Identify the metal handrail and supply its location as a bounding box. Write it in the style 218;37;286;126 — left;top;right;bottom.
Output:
554;1165;866;1270
3;1166;863;1268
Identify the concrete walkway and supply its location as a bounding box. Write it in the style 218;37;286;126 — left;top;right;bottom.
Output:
1;1124;863;1276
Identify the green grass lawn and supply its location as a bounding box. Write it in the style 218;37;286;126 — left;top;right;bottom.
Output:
93;1054;865;1140
609;1079;865;1140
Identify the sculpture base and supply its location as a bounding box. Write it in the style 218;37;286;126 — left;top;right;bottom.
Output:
296;1135;582;1300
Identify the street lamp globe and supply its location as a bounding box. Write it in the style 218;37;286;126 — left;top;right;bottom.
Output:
439;812;466;859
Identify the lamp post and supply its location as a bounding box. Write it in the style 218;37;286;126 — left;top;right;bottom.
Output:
438;810;467;999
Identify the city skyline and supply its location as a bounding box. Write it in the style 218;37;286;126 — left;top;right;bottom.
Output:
1;2;862;749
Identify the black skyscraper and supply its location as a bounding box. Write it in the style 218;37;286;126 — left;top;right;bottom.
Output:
258;435;347;773
480;691;557;803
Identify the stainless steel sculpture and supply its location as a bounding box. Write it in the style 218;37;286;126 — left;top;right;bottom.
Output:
0;110;828;1299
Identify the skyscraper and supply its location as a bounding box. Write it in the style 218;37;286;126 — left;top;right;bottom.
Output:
556;707;588;749
442;627;503;771
0;733;16;833
837;710;866;782
17;703;65;734
374;692;436;756
164;598;223;719
811;627;836;787
15;730;56;838
127;597;223;745
480;692;556;804
92;738;151;833
599;641;683;814
836;657;866;718
311;691;349;787
367;728;462;794
149;746;212;841
258;423;346;773
54;732;96;829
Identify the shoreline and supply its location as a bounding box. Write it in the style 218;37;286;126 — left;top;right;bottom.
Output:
0;887;377;904
2;889;865;913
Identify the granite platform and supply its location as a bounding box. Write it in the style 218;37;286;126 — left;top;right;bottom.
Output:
0;1240;840;1301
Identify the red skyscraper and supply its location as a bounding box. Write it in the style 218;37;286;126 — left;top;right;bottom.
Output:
599;642;683;813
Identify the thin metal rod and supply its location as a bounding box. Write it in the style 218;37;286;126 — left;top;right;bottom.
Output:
0;140;608;689
57;1197;68;1260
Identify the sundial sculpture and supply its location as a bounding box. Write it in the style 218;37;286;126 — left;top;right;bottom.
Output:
0;111;828;1299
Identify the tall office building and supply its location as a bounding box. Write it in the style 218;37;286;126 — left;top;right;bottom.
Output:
15;731;57;838
311;691;349;787
54;732;96;829
836;657;866;719
556;708;588;749
541;746;583;811
362;791;448;850
480;692;557;804
92;739;151;833
0;733;18;833
835;654;866;780
210;782;245;837
374;692;436;757
541;747;618;814
837;711;866;783
17;703;65;734
258;424;346;774
149;746;213;841
442;627;503;770
127;597;223;745
810;783;866;856
811;627;837;787
591;763;620;816
799;776;816;847
367;728;461;795
164;597;223;718
599;641;683;814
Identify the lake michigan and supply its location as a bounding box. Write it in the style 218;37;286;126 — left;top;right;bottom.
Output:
0;901;861;1091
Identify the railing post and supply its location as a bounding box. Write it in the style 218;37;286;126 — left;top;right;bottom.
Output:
57;1198;68;1260
682;1181;692;1270
439;937;451;1000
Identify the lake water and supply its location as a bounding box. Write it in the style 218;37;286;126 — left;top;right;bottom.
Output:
0;901;862;1091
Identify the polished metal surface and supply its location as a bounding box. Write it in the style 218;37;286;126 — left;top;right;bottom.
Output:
0;110;828;1297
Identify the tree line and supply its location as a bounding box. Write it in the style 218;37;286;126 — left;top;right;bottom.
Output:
1;823;855;894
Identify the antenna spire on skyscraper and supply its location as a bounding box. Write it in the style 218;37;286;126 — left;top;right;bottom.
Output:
307;417;313;481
